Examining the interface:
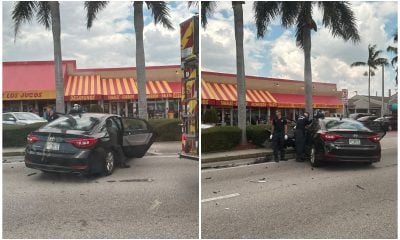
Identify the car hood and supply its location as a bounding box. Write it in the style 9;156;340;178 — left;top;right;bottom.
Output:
17;119;47;125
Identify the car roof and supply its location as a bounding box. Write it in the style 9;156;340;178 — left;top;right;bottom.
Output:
3;112;37;114
66;112;119;119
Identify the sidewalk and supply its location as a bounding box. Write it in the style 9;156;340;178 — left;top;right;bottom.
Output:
3;141;181;157
202;148;295;169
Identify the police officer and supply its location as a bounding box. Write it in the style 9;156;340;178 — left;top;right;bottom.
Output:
69;104;82;114
46;105;59;122
295;112;312;161
269;110;288;162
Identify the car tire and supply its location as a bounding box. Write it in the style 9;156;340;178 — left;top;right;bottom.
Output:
309;146;321;167
103;151;115;176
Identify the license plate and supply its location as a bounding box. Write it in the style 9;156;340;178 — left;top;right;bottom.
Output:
349;139;360;145
45;142;60;151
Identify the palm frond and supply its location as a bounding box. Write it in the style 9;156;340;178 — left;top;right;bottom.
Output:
201;1;217;28
387;45;397;54
391;56;398;67
12;1;37;40
295;2;313;49
36;1;51;30
253;1;279;38
371;49;383;60
351;61;367;67
375;57;388;66
280;2;300;28
319;2;360;43
188;1;198;8
145;1;174;30
84;1;108;29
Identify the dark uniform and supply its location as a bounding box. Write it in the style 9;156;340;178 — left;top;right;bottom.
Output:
272;117;287;162
295;114;312;161
47;112;59;122
106;119;129;168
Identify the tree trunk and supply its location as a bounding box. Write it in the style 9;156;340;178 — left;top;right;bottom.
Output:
303;27;313;115
49;2;65;114
233;2;247;145
381;64;384;117
134;2;148;120
368;66;371;114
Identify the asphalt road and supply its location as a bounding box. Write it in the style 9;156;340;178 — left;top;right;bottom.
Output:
3;154;199;239
202;131;397;239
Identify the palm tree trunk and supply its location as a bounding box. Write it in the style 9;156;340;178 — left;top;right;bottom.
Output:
303;27;313;115
49;1;65;114
233;2;246;145
134;2;148;120
368;66;371;114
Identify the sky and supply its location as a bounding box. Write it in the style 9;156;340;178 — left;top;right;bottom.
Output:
2;1;197;67
201;1;398;98
1;1;398;98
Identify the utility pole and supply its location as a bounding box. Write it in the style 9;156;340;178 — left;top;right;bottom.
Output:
381;64;385;117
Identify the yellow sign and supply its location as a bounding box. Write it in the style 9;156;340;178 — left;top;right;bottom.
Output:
3;91;55;101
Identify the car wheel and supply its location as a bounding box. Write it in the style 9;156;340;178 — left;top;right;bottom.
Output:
103;151;115;176
309;146;321;167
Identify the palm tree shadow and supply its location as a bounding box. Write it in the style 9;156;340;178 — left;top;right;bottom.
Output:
317;162;376;172
32;171;101;184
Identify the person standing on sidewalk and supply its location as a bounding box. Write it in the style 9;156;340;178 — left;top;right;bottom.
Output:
295;112;312;162
269;110;288;162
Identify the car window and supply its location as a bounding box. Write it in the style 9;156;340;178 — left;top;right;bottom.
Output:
3;113;13;120
14;112;42;120
44;115;100;131
122;118;148;131
324;119;370;131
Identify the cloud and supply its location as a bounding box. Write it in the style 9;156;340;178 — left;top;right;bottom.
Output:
2;1;196;68
202;1;398;97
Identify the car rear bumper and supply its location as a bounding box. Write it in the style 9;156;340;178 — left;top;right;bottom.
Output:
25;161;89;174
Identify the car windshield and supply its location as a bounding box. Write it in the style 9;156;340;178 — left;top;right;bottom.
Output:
13;112;42;120
324;119;370;131
44;115;100;131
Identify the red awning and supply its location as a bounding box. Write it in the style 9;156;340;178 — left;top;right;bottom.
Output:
65;75;103;101
272;93;342;109
3;61;68;100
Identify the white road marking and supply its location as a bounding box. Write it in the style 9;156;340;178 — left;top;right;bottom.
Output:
201;193;240;203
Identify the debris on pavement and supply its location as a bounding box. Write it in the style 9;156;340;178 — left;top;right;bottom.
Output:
250;177;267;183
27;172;37;176
213;191;220;194
205;177;212;180
356;185;365;190
119;178;153;182
107;180;116;183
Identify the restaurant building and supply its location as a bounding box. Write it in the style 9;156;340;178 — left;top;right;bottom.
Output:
201;71;343;125
3;60;182;118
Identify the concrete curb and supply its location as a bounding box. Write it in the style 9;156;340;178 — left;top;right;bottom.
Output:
3;151;25;157
201;149;295;169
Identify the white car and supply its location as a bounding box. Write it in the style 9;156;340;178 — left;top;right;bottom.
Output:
3;112;48;125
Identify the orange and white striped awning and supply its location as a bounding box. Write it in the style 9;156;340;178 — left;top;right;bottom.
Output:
201;79;217;105
201;80;277;107
101;78;137;100
145;80;180;99
64;75;102;101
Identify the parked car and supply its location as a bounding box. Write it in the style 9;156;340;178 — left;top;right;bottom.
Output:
3;112;47;125
25;113;155;176
374;115;397;131
349;113;371;120
302;117;385;167
356;115;379;122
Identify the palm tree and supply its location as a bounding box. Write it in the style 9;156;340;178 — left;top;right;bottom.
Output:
387;33;398;85
351;44;388;113
254;2;360;115
201;1;247;144
12;1;65;114
85;1;173;120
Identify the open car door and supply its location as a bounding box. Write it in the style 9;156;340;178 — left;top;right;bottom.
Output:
121;118;155;158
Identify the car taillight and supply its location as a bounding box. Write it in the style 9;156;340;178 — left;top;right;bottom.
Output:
320;132;343;141
67;138;98;149
27;134;39;144
367;135;380;143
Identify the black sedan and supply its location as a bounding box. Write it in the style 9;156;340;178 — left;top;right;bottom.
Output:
25;113;155;176
304;117;385;167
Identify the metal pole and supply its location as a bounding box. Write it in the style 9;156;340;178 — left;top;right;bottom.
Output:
381;64;384;117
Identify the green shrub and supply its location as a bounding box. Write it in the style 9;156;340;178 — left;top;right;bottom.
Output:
202;126;241;153
89;104;104;113
3;123;47;148
148;118;182;142
246;124;271;147
203;108;219;124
